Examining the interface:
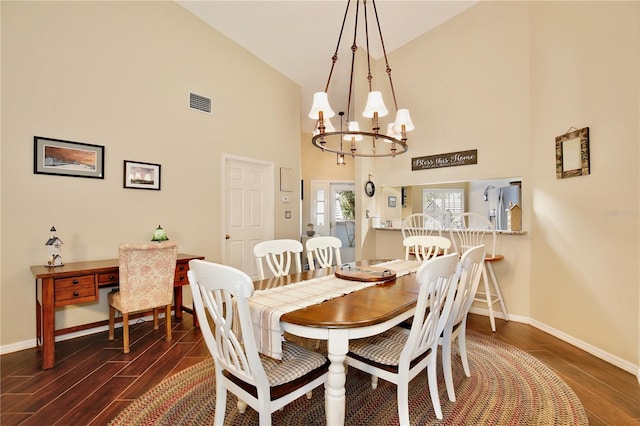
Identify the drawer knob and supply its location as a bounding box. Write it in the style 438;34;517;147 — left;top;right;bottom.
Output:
179;265;185;271
179;275;185;281
109;275;115;280
73;291;79;297
73;279;79;284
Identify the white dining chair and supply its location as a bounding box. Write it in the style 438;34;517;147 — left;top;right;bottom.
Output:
401;213;443;239
187;259;329;426
306;236;343;270
449;212;509;332
253;239;303;279
440;244;485;402
402;235;451;262
345;253;461;423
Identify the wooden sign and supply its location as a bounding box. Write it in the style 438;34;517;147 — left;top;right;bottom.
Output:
412;149;478;171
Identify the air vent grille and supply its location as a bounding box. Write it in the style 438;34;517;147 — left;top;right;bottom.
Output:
189;92;212;114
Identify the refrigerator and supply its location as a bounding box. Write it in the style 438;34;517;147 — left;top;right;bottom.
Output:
496;184;521;231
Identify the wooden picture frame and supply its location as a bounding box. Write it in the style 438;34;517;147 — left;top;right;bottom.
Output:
280;167;293;192
556;127;590;179
123;160;161;190
33;136;105;179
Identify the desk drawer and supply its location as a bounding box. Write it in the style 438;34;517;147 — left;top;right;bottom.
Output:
174;262;190;286
98;272;119;285
55;275;97;306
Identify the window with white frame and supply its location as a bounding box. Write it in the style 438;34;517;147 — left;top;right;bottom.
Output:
422;188;464;227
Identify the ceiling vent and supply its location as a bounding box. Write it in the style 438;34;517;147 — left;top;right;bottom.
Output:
189;92;212;114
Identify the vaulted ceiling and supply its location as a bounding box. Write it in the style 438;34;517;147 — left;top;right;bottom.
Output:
176;1;478;131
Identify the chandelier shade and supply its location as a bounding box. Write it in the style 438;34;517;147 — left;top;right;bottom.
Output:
309;0;414;159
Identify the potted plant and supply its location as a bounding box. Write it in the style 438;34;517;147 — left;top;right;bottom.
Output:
306;223;315;237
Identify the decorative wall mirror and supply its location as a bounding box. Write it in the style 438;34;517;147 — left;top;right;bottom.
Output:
556;127;590;178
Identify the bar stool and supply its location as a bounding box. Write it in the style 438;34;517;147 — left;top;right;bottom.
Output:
449;213;509;332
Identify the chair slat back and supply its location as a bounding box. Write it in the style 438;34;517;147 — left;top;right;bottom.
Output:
403;235;451;262
306;236;343;270
401;253;460;365
448;245;485;328
187;260;267;387
401;213;442;239
449;212;497;257
118;242;178;313
253;239;303;279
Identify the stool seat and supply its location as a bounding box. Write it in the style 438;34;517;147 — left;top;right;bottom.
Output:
485;254;504;262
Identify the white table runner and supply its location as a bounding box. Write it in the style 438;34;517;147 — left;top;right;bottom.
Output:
249;259;421;359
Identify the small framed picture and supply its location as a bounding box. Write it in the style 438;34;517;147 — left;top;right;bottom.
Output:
34;136;105;179
280;167;293;192
123;160;161;190
388;196;397;208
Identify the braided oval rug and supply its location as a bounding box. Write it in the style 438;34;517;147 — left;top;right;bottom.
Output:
109;331;588;425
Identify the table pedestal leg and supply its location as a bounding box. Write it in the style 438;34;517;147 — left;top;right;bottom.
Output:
326;329;348;426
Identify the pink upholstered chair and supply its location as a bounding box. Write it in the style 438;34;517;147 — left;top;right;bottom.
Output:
108;242;178;353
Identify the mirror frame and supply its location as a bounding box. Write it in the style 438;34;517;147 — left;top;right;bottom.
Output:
555;127;590;179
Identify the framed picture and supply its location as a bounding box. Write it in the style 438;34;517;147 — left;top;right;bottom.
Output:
388;195;397;208
123;160;161;190
556;127;590;179
33;136;105;179
280;167;293;192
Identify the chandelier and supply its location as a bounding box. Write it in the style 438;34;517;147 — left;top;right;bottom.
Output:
309;0;414;164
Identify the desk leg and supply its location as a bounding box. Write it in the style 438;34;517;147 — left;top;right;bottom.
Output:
173;287;183;319
326;329;348;426
40;277;56;370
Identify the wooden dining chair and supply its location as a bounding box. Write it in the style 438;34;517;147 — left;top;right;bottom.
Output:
108;242;178;354
449;212;509;331
345;253;461;423
306;235;343;270
440;244;485;402
401;213;443;239
187;259;329;426
253;239;303;279
402;235;451;262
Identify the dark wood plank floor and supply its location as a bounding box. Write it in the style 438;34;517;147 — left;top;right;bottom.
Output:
2;313;639;425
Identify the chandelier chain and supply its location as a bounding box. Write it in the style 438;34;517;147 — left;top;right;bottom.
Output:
372;0;399;111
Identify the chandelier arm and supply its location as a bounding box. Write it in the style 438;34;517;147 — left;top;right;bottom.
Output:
346;0;360;122
324;0;354;93
372;0;399;111
364;1;373;92
312;131;407;158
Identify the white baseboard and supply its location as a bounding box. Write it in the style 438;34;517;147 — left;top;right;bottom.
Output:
468;307;640;384
0;314;157;356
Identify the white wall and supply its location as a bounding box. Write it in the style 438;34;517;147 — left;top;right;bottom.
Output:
359;1;638;371
1;1;301;347
529;1;639;367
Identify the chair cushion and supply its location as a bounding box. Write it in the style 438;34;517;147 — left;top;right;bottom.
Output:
260;340;327;386
349;328;408;366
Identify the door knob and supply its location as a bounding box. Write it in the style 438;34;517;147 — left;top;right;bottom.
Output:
225;234;230;240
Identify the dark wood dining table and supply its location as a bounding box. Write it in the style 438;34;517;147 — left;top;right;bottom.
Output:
252;260;422;426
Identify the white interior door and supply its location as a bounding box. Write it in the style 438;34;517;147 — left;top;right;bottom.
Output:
222;155;274;278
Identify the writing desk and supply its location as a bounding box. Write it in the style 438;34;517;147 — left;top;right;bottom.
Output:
252;260;421;426
30;253;204;370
